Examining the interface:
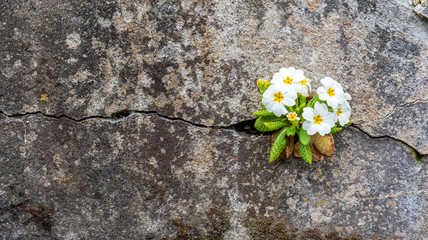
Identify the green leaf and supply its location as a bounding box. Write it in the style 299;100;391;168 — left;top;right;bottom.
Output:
299;143;312;164
330;127;343;134
254;115;282;132
286;126;297;136
298;128;311;145
264;121;289;131
308;96;319;107
285;106;295;113
299;95;306;106
256;79;271;94
253;110;275;117
345;121;352;126
269;127;288;162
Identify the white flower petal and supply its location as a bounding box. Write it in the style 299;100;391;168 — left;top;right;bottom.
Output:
292;70;305;81
282;98;296;106
284;88;297;98
272;103;287;117
327;98;338;108
262;97;270;107
333;112;339;123
272;72;283;82
321;110;334;119
264;101;275;112
318;124;331;136
338;115;349;126
262;92;274;101
262;87;274;96
345;93;352;100
302;107;315;120
315;102;328;114
330;81;340;89
323;115;334;123
318;94;328;102
300;87;309;97
321;77;334;87
324;118;335;128
302;120;311;129
343;100;351;109
306;124;317;135
317;86;327;95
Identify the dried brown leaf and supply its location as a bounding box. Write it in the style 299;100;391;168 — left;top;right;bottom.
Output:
312;133;335;156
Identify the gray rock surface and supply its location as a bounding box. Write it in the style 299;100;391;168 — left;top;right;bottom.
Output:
0;114;426;239
415;3;428;18
359;101;428;155
1;0;427;239
0;0;427;152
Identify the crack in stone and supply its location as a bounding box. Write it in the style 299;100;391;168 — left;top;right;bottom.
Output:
1;110;425;157
351;125;425;159
0;110;261;135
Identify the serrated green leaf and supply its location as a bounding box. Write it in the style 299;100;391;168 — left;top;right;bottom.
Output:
256;79;271;94
298;128;311;145
330;127;343;134
286;126;296;136
299;143;312;164
253;110;275;117
254;115;282;132
264;121;289;131
308;96;319;107
269;127;288;162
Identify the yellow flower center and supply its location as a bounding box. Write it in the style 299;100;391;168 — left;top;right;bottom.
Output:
273;91;284;103
283;76;293;85
313;114;324;125
327;88;335;97
299;78;308;86
288;112;297;121
336;108;343;117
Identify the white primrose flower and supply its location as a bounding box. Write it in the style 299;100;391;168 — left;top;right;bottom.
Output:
262;84;298;117
288;69;311;97
317;77;344;108
294;78;311;97
302;102;335;136
333;103;351;126
287;112;300;122
271;67;303;91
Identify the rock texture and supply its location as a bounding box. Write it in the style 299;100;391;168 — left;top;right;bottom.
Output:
1;0;427;239
0;114;426;239
0;0;427;152
359;100;428;155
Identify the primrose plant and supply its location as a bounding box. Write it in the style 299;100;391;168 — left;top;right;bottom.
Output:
254;67;352;164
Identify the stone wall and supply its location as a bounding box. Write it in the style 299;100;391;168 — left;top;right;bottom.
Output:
0;0;427;239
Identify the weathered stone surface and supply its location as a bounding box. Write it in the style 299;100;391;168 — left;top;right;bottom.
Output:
1;0;428;238
0;0;427;152
415;3;428;18
0;114;426;239
359;101;428;155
